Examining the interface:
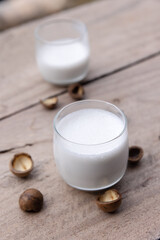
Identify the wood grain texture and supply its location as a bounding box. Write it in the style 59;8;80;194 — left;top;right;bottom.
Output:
0;0;66;31
1;54;160;151
0;54;160;239
0;0;95;31
1;0;160;119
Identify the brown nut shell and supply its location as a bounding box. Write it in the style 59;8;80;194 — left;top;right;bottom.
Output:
10;153;33;177
128;146;144;164
68;83;84;100
19;188;43;212
96;189;122;213
40;97;58;109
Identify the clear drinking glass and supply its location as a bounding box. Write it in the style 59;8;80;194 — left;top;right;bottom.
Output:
35;19;90;86
53;100;129;191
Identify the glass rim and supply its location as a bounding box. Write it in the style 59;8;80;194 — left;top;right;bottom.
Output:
53;100;127;146
34;18;87;45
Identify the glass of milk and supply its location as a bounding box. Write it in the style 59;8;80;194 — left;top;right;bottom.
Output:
35;19;90;85
53;100;129;191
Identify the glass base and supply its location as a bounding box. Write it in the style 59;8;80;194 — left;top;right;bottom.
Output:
43;71;88;86
64;171;126;191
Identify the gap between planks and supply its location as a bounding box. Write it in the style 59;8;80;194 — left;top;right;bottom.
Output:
1;50;160;154
0;139;52;154
0;49;160;122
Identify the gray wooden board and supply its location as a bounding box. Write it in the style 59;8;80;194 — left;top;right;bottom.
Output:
1;0;160;119
0;54;160;239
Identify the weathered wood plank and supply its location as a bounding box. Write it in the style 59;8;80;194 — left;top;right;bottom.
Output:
1;141;160;240
0;55;160;239
0;0;95;31
1;0;160;119
1;54;160;151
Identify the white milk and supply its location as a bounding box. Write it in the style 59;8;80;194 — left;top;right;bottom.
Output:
36;41;89;85
54;109;128;190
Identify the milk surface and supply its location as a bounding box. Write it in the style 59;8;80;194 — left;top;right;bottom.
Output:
54;108;128;190
58;109;123;145
37;41;89;85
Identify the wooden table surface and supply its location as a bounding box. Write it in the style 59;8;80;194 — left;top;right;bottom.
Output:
1;0;160;239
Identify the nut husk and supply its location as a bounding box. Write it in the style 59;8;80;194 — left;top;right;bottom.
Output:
128;146;144;164
10;153;33;177
19;188;43;212
68;83;84;100
40;97;58;109
96;189;122;213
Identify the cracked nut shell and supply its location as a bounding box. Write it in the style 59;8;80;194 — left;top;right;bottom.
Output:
10;153;33;177
19;188;43;212
128;146;144;164
68;83;84;100
40;97;58;109
96;189;122;213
